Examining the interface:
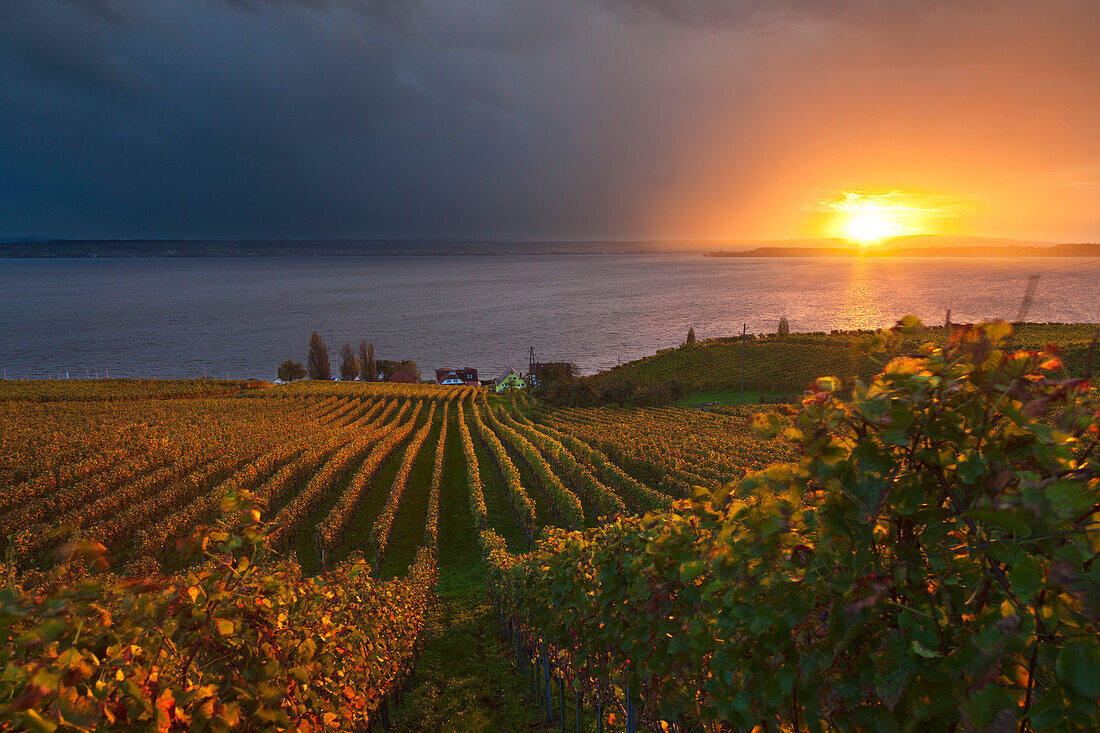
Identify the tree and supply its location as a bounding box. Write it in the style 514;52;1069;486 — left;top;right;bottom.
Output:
600;379;636;405
632;383;674;406
777;315;790;336
339;343;358;380
307;332;331;380
375;360;400;382
544;380;600;408
277;360;306;382
375;359;418;382
685;326;697;345
359;341;375;382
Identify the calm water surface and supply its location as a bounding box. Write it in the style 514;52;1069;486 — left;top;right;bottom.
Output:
1;255;1098;380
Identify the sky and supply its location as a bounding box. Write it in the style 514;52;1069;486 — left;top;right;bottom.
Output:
1;0;1097;243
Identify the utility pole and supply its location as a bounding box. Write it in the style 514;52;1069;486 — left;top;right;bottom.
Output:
740;322;747;406
529;346;535;374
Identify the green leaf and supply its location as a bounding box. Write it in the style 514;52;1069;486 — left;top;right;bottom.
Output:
1055;641;1100;699
1047;480;1096;518
679;560;705;584
966;508;1029;536
1008;557;1044;605
911;640;941;659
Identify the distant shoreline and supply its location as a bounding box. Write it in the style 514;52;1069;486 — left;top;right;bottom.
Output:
0;240;701;258
3;235;1099;259
708;243;1100;258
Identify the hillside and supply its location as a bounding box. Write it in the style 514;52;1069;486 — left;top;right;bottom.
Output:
587;322;1100;397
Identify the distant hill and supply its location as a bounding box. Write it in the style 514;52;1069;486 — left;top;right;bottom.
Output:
709;236;1100;258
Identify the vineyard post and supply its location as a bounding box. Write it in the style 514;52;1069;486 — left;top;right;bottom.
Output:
533;639;540;704
625;678;636;733
739;322;746;406
558;671;565;732
545;644;553;721
536;643;543;708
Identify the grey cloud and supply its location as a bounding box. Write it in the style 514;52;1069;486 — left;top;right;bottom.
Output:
0;0;1096;242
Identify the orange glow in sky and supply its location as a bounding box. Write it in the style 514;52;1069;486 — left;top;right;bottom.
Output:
816;191;966;245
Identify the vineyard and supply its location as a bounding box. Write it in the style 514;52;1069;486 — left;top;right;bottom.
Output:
2;319;1098;731
0;377;762;730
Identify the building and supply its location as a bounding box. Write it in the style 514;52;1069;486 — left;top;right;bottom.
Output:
434;367;479;386
528;361;574;387
391;368;419;384
495;368;527;393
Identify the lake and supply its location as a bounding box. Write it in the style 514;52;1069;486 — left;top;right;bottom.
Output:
2;255;1098;380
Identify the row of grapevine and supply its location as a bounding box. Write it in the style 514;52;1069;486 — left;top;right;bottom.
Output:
252;402;395;509
515;411;672;512
0;398;286;515
367;402;438;564
457;400;488;529
267;400;416;550
0;444;149;516
4;397;344;566
423;401;451;550
121;397;398;568
6;455;212;563
0;396;325;531
0;393;343;517
497;407;626;518
126;442;308;569
82;448;269;552
0;377;250;403
0;495;439;731
540;404;793;494
313;401;427;556
254;381;475;401
466;397;536;542
0;447;176;537
479;399;585;530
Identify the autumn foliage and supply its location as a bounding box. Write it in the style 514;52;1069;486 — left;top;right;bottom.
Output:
491;319;1100;730
0;493;436;732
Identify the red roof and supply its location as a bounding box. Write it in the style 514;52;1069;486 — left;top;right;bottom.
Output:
391;369;418;384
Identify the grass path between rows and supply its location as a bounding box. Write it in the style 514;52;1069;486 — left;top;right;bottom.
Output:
393;409;549;732
380;414;445;578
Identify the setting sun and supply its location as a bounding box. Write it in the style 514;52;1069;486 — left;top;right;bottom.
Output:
816;190;965;245
840;208;906;244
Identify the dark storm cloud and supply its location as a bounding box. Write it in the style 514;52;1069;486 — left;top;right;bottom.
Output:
0;0;1097;241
